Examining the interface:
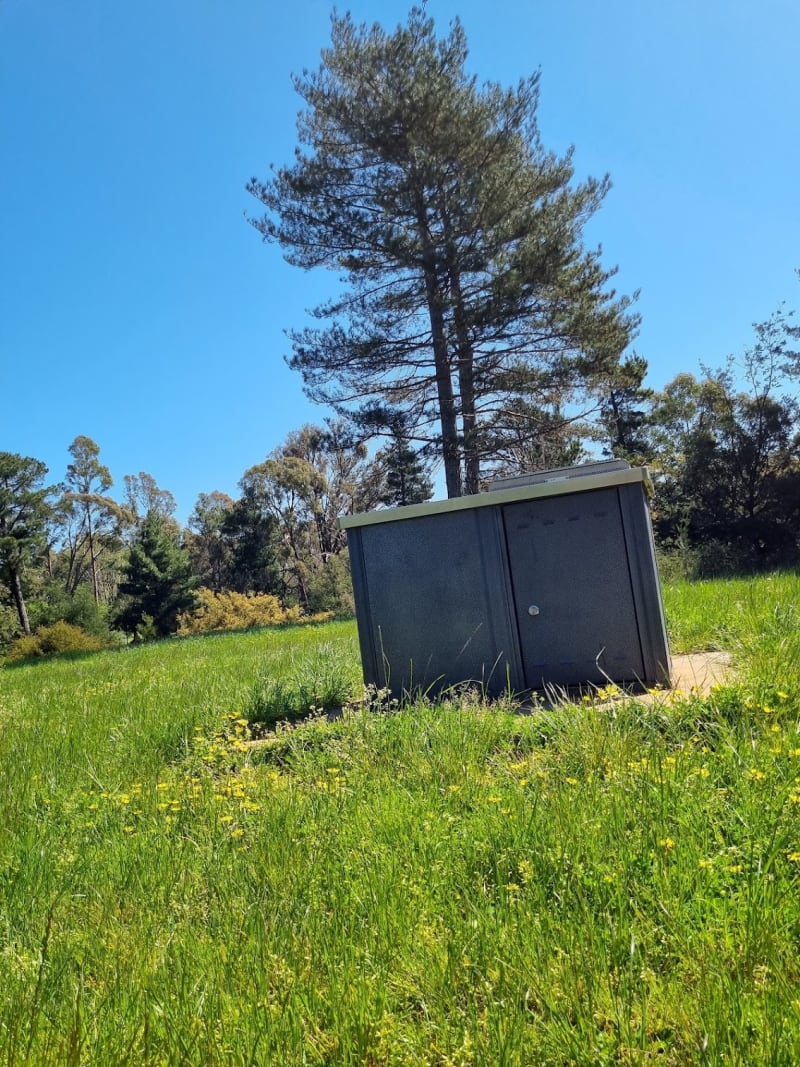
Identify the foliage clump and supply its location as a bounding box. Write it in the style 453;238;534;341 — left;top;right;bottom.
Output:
178;588;330;635
5;620;108;662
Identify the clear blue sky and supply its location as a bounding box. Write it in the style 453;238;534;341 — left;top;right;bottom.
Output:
2;0;798;522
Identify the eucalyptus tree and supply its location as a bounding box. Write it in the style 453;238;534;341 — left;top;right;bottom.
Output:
751;299;799;385
61;436;125;602
185;490;282;595
186;491;237;592
241;422;384;609
248;7;639;495
123;472;177;531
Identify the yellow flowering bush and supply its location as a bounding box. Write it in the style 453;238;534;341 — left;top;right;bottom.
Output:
5;621;108;662
178;588;332;635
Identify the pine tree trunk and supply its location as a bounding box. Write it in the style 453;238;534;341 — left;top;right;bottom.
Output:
415;192;462;497
447;253;480;495
428;295;462;498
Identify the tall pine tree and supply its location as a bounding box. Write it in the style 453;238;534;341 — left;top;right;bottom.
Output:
249;8;639;496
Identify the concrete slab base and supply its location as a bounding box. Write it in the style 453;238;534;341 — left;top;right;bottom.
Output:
540;650;736;709
667;651;734;695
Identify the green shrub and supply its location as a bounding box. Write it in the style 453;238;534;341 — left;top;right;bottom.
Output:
134;613;160;643
4;633;41;662
29;582;113;639
5;621;108;662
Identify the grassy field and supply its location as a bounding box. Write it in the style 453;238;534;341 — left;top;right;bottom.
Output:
1;574;799;1064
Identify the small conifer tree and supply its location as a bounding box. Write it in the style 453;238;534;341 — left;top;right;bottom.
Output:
115;513;198;638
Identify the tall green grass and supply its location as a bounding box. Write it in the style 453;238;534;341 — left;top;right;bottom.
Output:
1;577;799;1064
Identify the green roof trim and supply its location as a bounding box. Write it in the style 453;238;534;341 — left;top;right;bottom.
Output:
339;466;652;529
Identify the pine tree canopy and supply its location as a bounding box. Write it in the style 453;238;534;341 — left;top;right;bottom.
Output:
248;7;640;496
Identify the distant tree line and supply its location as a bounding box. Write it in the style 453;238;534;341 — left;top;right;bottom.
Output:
0;421;434;651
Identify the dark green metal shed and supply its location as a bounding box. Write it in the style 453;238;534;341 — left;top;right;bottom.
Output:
340;462;671;698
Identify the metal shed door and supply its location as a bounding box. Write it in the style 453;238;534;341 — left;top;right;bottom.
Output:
502;487;645;689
